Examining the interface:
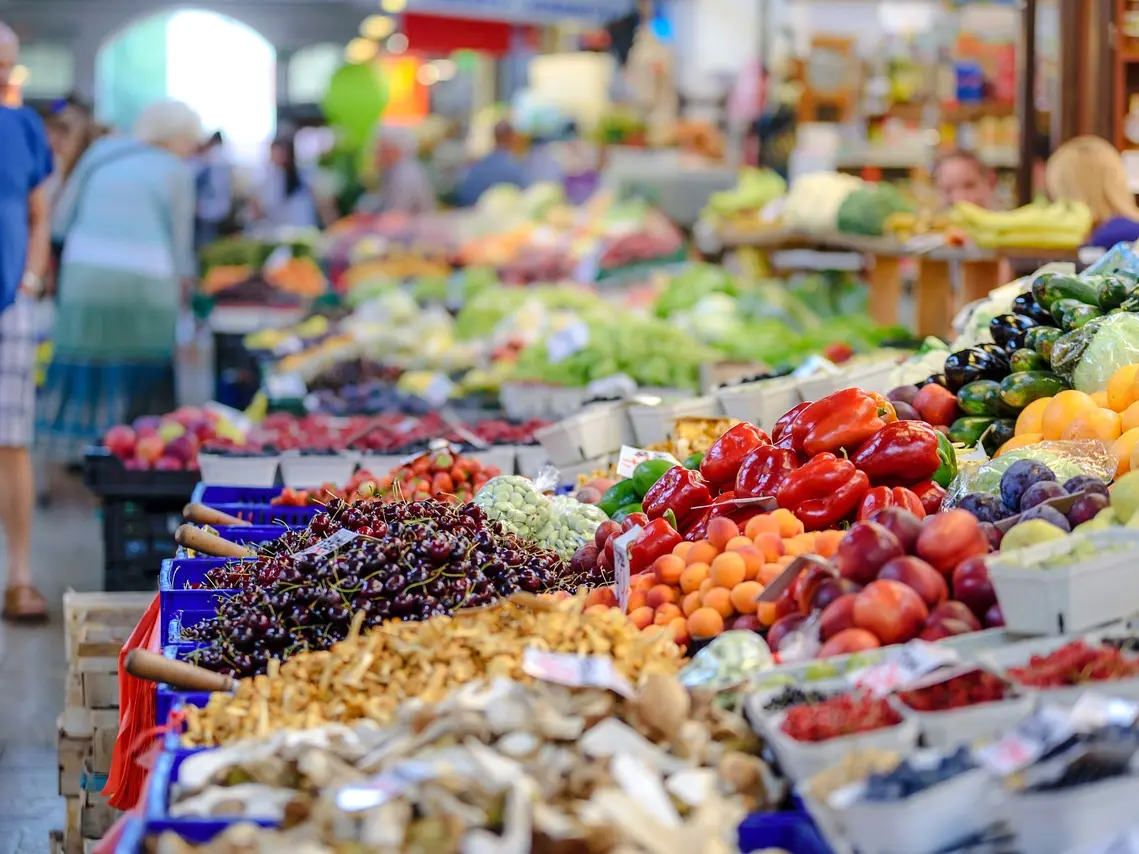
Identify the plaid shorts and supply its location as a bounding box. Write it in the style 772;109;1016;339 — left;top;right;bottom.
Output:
0;297;36;447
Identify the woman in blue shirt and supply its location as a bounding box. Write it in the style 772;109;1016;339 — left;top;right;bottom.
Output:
1045;136;1139;249
0;21;53;621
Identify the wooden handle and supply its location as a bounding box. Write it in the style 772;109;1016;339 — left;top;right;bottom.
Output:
175;524;256;558
183;502;251;527
125;649;235;692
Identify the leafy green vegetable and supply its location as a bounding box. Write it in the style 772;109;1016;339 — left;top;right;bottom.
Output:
835;184;913;237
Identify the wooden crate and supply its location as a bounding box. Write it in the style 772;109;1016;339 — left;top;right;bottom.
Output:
63;590;152;665
58;709;118;795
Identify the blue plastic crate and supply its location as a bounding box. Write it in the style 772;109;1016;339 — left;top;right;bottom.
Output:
113;818;145;853
144;751;279;838
156;644;213;726
191;484;283;505
207;503;319;525
163;603;222;645
738;812;832;854
173;524;287;559
159;557;250;592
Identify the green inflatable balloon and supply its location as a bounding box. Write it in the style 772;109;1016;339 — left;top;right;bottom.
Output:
322;61;389;148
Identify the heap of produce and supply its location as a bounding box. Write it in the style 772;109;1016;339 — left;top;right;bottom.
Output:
835;183;913;238
182;595;686;745
183;500;571;678
779;691;902;742
861;747;976;800
947;199;1092;248
895;669;1012;712
1004;640;1139;688
99;406;245;471
473;475;609;561
162;673;771;854
701;167;787;226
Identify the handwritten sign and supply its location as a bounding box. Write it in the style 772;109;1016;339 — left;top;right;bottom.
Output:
847;640;960;697
615;445;680;480
522;648;634;697
612;524;642;613
296;529;359;558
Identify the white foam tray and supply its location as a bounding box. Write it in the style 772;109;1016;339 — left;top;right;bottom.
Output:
714;377;802;430
889;689;1034;749
764;708;920;783
278;453;359;489
626;395;721;446
534;405;628;466
1004;774;1139;854
197;453;279;487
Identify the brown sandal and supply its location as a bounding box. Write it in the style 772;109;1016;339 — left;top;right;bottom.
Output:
2;585;48;623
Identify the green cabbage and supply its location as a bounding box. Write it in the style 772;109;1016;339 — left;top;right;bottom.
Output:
1071;312;1139;393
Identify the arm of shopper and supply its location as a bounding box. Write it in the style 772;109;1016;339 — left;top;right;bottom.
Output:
25;185;49;281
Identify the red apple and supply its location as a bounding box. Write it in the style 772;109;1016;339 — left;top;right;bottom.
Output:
768;613;807;653
810;577;861;613
984;602;1005;628
951;556;997;619
796;563;839;614
916;510;989;576
135;435;165;466
928;600;982;632
836;522;904;585
818;593;858;641
853;579;929;645
103;425;136;459
818;628;881;658
866;507;924;554
919;619;975;641
154;456;183;471
878;556;948;609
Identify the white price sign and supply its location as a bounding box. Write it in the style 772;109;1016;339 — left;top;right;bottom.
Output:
615;445;680;480
547;320;590;364
422;373;455;407
1069;693;1139;730
976;703;1074;775
296;528;359;558
522;648;634;697
265;372;306;399
262;244;293;272
847;640;960;697
612;524;642;613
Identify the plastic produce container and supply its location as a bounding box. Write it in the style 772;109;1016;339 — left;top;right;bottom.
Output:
465;445;516;475
715;377;801;430
737;811;832;853
887;669;1035;749
196;453;280;487
627;395;720;446
159;557;249;591
986;529;1139;635
978;632;1139;706
278;452;359;489
144;751;280;837
201;503;318;526
833;766;997;854
795;372;841;402
535;405;627;466
500;382;555;420
516;444;551;479
191;484;281;505
173;525;284;559
841;359;899;394
1004;774;1139;854
764;709;920;783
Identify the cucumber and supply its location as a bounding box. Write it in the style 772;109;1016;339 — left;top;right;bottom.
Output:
956;380;1008;416
1025;326;1063;361
948;416;996;447
999;371;1068;410
1032;272;1100;310
1058;300;1102;331
1097;276;1133;311
1008;348;1048;373
980;419;1016;457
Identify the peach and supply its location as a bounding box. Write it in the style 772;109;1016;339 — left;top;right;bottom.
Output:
629;606;654;629
679;563;710;594
687;607;725;639
707;517;740;551
645;584;679;609
709;552;746;588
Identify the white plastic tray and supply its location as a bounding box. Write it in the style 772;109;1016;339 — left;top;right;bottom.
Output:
978;632;1139;706
764;708;920;783
534;405;627;466
1004;774;1139;854
500;382;558;420
833;766;998;854
796;372;842;402
465;445;516;476
196;453;279;487
986;529;1139;635
278;453;359;489
557;455;613;488
841;359;900;395
515;445;551;479
627;395;721;446
714;377;802;430
890;689;1034;749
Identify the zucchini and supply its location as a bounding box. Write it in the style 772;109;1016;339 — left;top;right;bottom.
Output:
956;380;1008;416
1097;276;1133;311
1025;326;1063;361
948;416;996;447
999;371;1068;410
980;419;1016;457
1032;272;1100;310
1008;348;1048;373
1054;299;1102;331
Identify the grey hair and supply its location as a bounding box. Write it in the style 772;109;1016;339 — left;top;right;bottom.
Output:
133;99;204;147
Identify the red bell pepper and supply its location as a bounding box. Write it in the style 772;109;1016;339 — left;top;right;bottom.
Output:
856;486;927;521
851;420;941;486
772;401;811;445
699;422;770;490
642;465;713;528
791;388;890;456
621;512;650;531
735;444;799;498
628;517;682;574
911;479;948;515
775;452;870;531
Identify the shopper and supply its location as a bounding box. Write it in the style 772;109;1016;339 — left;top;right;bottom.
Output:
524;126;568;186
0;21;52;621
358;126;436;215
248;134;321;231
43;94;96;209
455;121;528;207
933;150;996;209
193;131;232;249
1046;135;1139;248
38;100;201;474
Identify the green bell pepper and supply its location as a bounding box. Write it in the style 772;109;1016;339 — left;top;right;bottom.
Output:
933;430;958;488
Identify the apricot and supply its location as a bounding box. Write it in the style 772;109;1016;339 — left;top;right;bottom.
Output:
685;540;718;566
687;607;725;639
706;517;740;551
682;590;703;616
702;586;735;618
645;584;679;609
699;578;714;595
653;603;683;625
771;507;805;538
753;531;784;562
671;541;694;561
630;572;656;592
725;535;755;552
709;552;746;588
758;563;784;585
653;553;685;586
679;562;710;594
668;617;690;646
736;545;764;580
586;586;617;608
629;606;654;629
730;580;764;615
627;589;647;612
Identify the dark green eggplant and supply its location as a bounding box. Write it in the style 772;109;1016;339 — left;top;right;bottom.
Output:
1012;292;1056;326
980;419;1016;457
1033;272;1100;310
944;348;1009;392
1008;348;1048;373
989;314;1039;351
1025;326;1063;361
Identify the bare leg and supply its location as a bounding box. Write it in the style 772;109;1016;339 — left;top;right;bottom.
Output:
0;445;33;588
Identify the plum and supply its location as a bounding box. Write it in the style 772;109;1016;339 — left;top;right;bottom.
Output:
866;507;923;553
1063;475;1110;500
1068;493;1110;527
1017;504;1071;532
891;401;921;421
887;385;921;405
979;522;1003;551
957;493;1003;524
999;460;1056;512
1019;481;1067;512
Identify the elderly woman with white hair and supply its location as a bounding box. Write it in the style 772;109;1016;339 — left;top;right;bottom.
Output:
38;99;201;464
358;125;437;215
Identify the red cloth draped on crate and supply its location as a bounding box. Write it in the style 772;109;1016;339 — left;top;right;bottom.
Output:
102;594;161;810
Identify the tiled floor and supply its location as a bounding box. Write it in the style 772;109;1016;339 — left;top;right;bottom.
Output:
0;494;102;854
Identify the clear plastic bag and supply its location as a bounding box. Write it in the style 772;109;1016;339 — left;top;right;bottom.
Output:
679;631;775;691
1071;313;1139;394
1081;241;1139;279
946;440;1116;506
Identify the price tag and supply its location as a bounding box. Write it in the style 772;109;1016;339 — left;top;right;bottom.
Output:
847;640;960;697
522;648;634;697
547;320;591;364
264;373;306;400
615;445;681;480
422;373;455;407
612;524;642;613
262;244;293;272
1068;692;1139;730
976;703;1074;775
296;528;359;558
